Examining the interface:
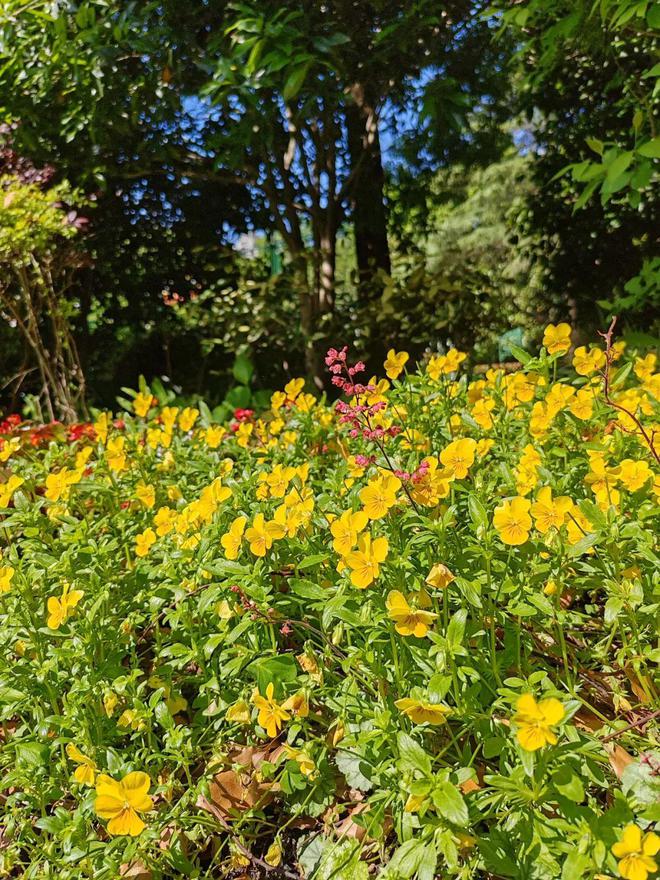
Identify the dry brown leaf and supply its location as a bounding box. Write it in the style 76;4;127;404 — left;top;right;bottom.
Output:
336;805;369;840
606;743;635;780
198;743;281;824
119;860;151;880
196;793;231;830
624;667;652;704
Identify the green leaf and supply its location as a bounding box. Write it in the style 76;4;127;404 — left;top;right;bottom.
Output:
637;136;660;158
552;766;585;802
232;352;254;386
561;851;591;879
15;741;50;768
605;150;633;182
397;732;432;776
387;839;428;877
283;62;310;101
431;781;468;825
446;609;468;650
335;749;373;791
467;494;488;530
296;553;330;570
248;654;298;692
290;578;328;600
585;137;604;155
508;343;531;366
604;596;624;625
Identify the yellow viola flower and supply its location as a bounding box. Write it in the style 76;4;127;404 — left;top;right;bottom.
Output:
204;425;226;448
271;390;286;410
74;446;93;470
476;438;494;457
283;746;316;778
284;377;305;401
359;473;401;520
93;412;110;445
612;824;660;880
386;590;436;637
330;509;368;555
444;348;467;374
264;840;283;868
296;650;322;684
45;468;80;502
618;459;652;493
245;512;286;557
0;437;20;462
512;693;565;751
153;506;176;536
159;406;179;432
425;563;455;589
426;354;446;381
94;771;153;836
530;487;573;534
345;533;388;589
226;700;251;724
493;497;532;545
117;708;145;731
0;474;25;509
133;392;153;418
106;436;127;473
471;397;495;430
0;565;15;593
395;697;451;725
545;382;576;416
236;422;253;448
47;582;84;629
542;323;572;356
221;515;247;559
585;454;621;509
252;682;290;738
573;346;606;376
66;743;97;785
135;481;155;509
439;437;477;480
529;401;554;438
178;407;199;432
410;457;452;507
296;392;316;412
135;527;156;557
383;349;409;380
265;464;296;498
404;793;427;813
282;691;309;718
103;691;118;717
634;353;656;382
569;388;594;420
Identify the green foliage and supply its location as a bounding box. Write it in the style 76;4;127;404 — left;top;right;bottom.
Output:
494;0;659;326
0;176;80;264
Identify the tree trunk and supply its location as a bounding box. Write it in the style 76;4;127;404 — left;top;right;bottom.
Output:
346;83;391;300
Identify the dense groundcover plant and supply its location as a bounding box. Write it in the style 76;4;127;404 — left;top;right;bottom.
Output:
0;328;658;880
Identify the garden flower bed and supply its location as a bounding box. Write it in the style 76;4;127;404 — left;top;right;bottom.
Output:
0;327;658;879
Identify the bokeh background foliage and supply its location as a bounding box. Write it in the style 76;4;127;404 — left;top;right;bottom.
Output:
0;0;657;418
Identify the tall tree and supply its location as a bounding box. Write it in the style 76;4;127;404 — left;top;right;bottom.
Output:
493;0;659;326
0;0;517;381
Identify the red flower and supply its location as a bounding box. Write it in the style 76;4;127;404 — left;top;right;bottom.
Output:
0;414;22;434
68;423;96;442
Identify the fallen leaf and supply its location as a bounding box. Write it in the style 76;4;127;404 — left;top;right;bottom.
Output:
119;861;151;880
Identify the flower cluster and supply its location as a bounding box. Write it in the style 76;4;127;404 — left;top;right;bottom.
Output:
0;328;657;879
